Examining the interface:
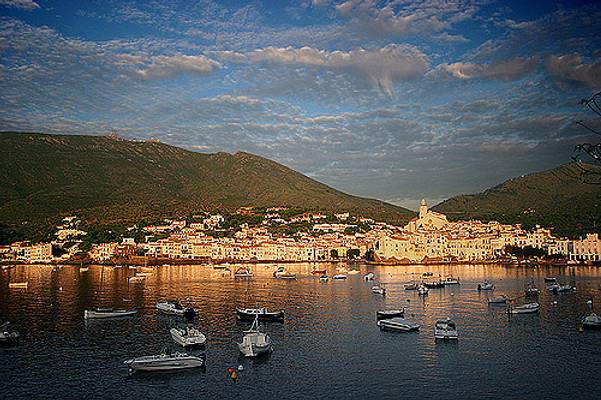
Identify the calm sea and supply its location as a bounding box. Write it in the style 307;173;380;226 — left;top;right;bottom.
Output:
1;263;600;400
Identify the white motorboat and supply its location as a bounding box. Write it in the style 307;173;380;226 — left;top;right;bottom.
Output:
372;286;386;296
156;300;196;318
444;277;460;285
8;282;28;289
377;317;420;332
84;308;137;319
236;307;285;322
0;322;20;347
364;272;375;281
376;309;405;320
124;352;205;374
477;281;494;291
333;274;347;280
510;302;540;314
234;267;253;278
488;295;508;304
319;275;329;282
417;285;429;296
237;315;272;357
582;313;601;329
434;318;458;340
170;327;207;347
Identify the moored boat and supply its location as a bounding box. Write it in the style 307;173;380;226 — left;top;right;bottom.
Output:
510;302;540;314
156;300;196;318
8;282;28;289
444;277;460;285
236;307;285;322
434;318;458;340
582;313;601;329
0;322;20;347
376;309;405;320
124;352;205;374
377;317;420;332
84;308;137;319
525;282;540;296
404;282;419;290
319;275;329;282
423;280;445;289
488;295;508;304
333;274;347;280
371;286;386;296
544;277;557;283
128;276;145;283
417;285;429;296
364;272;375;281
311;269;326;275
234;267;253;278
237;315;272;357
477;281;494;291
170;326;207;347
273;267;296;280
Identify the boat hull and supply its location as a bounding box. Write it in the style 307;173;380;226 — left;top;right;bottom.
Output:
236;309;285;322
125;356;205;373
84;310;137;319
377;318;420;332
376;310;404;320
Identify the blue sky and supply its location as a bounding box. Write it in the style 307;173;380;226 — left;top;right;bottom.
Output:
1;0;600;209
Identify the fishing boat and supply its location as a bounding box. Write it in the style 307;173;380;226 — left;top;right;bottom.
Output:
319;275;329;282
417;285;429;296
364;272;375;281
510;302;540;314
156;300;196;318
84;308;137;319
488;295;508;304
444;277;460;285
234;267;253;278
376;309;405;320
236;307;285;322
0;322;19;347
124;352;205;374
582;313;601;329
170;327;207;347
434;318;458;340
404;282;419;290
377;317;420;332
128;276;145;283
333;274;347;280
8;282;28;289
237;315;272;357
477;281;494;291
371;286;386;296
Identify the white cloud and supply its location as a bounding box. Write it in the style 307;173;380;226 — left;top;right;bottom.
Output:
0;0;39;10
430;57;537;80
132;54;221;79
545;54;601;88
214;44;429;96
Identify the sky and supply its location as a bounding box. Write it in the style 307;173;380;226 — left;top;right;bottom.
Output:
1;0;600;210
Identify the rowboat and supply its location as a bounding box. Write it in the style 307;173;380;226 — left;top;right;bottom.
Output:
84;308;137;319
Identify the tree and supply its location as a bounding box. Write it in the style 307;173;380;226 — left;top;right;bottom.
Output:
330;249;339;259
573;91;601;183
347;248;360;259
364;249;375;261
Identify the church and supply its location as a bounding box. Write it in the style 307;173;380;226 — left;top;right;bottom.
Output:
404;199;448;233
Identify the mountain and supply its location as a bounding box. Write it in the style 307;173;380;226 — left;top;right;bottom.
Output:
433;163;601;238
0;132;413;241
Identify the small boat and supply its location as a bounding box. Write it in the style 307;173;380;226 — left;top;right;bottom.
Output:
376;309;404;320
525;282;540;296
319;275;329;282
236;307;285;322
124;352;205;374
488;295;508;304
170;327;207;347
582;313;601;329
234;267;253;278
238;315;272;357
371;286;386;296
444;277;460;285
404;282;419;290
417;285;429;296
8;282;28;289
139;266;154;273
477;281;494;291
377;317;420;332
84;308;137;319
0;322;20;347
156;300;196;318
510;302;540;314
333;274;347;280
554;283;575;293
422;272;433;277
311;269;326;275
364;272;375;281
128;276;145;283
544;277;557;283
423;280;445;289
434;318;458;340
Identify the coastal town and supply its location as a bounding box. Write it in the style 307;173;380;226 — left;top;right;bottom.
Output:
1;200;599;265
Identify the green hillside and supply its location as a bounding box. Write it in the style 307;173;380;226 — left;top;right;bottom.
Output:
0;132;413;242
433;163;601;238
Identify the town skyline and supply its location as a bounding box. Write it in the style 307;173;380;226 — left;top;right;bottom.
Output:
1;0;600;208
